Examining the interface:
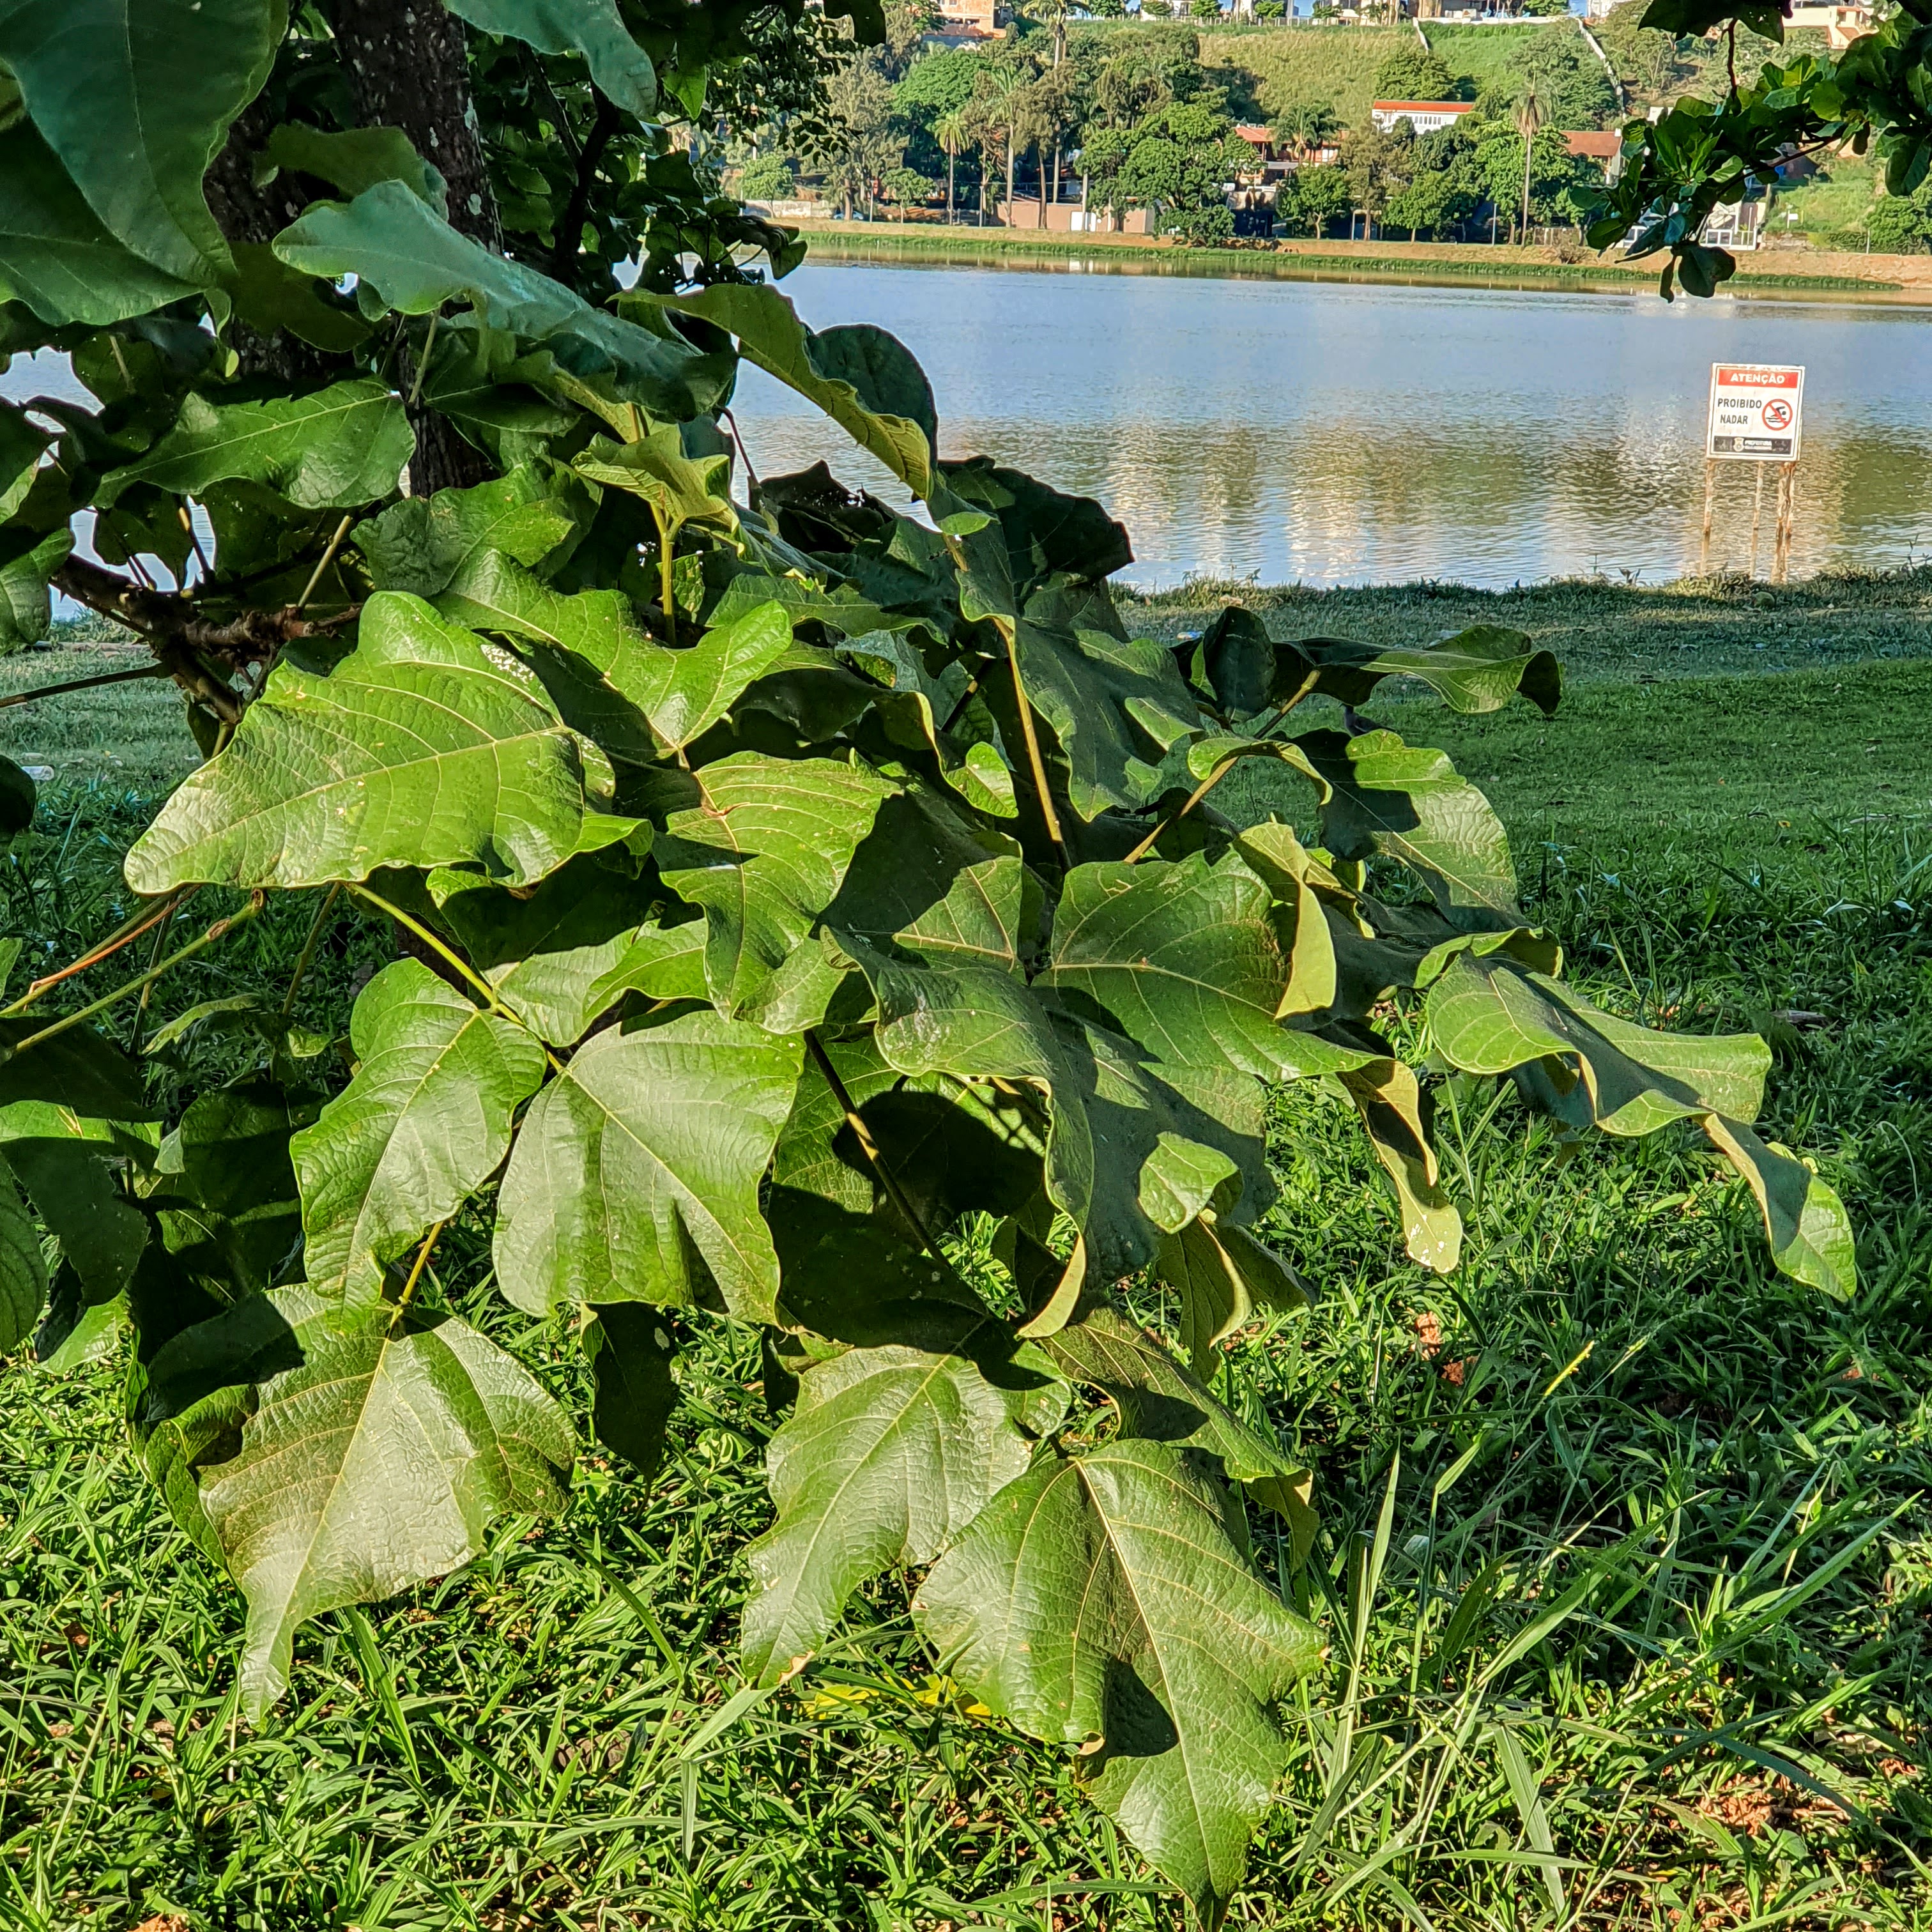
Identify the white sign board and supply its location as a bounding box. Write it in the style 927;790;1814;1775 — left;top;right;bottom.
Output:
1706;363;1804;461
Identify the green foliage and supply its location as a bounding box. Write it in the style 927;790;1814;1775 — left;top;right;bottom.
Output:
0;3;1862;1922
1372;45;1457;105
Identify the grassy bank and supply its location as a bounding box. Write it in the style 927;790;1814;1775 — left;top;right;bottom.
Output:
795;222;1912;297
6;578;1932;1929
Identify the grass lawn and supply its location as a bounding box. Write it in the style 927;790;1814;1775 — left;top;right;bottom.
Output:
5;577;1932;1930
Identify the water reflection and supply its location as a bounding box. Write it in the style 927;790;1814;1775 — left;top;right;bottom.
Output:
734;261;1932;589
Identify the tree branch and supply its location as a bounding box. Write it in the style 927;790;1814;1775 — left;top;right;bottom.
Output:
551;93;622;283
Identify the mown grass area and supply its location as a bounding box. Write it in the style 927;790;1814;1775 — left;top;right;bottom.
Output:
5;582;1932;1931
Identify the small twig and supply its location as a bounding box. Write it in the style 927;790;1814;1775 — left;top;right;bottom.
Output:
297;514;356;613
8;894;264;1055
1123;667;1320;865
0;663;170;712
12;887;195;1010
280;883;341;1020
806;1031;947;1262
405;313;440;412
721;407;761;498
1000;623;1068;867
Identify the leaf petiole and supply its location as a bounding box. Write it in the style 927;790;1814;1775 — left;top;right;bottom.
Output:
8;893;266;1055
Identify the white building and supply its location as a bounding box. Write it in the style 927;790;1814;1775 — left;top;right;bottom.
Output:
1368;100;1478;135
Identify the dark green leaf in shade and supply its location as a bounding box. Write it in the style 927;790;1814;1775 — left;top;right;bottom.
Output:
0;123;201;324
493;1009;801;1321
585;1302;678;1478
0;1016;155;1119
743;1305;1068;1684
915;1439;1322;1928
0;1149;47;1350
264;123;447;212
0;0;286;286
443;0;657;116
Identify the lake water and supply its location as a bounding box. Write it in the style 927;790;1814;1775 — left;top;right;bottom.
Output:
733;257;1932;590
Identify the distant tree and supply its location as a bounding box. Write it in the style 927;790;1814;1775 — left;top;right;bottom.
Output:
735;154;798;203
1082;0;1129;13
1514;87;1543;238
933;108;970;214
1866;193;1932;252
1273;100;1340;157
1386;120;1486;236
885;0;942;62
1523;0;1572;15
1282;158;1352;234
1255;0;1286;14
1595;0;1683;100
825;49;906;217
882;164;938;215
1503;24;1617;129
1190;0;1224;17
896;47;983;121
1372;46;1455;103
1341;118;1415;235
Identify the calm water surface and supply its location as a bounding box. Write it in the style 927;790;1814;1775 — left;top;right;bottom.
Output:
734;260;1932;590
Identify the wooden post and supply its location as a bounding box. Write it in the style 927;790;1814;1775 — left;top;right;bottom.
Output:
1772;461;1795;583
1699;457;1717;578
1748;462;1765;579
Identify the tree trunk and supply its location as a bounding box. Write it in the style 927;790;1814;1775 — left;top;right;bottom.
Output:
324;0;500;494
947;151;954;218
1006;140;1016;225
1037;149;1045;227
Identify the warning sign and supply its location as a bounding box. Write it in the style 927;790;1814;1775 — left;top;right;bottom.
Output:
1706;363;1804;461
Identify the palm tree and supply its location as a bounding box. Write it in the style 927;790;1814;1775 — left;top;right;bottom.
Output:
980;66;1026;224
1515;88;1543;245
935;109;966;221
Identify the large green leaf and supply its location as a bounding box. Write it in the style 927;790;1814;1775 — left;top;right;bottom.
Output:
292;960;546;1299
0;0;285;287
0;123;201;324
264;123;447;213
1296;728;1519;931
916;1439;1321;1925
743;1305;1066;1685
574;425;737;540
1041;1304;1314;1549
651;753;896;1022
1424;953;1851;1291
1041;854;1324;1082
631;284;936;497
97;379;412;512
493;1009;801;1321
1425;953;1769;1134
358;468;578;599
0;1149;47;1351
444;0;657;116
149;1285;572;1712
125;594;593;893
274;183;735;420
431;859;648;1046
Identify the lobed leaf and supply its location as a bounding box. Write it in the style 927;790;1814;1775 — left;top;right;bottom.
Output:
744;1305;1067;1685
916;1439;1321;1926
292;959;546;1300
493;1008;800;1321
126;594;593;892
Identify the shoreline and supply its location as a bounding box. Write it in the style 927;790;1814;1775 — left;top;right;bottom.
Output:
792;221;1918;300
